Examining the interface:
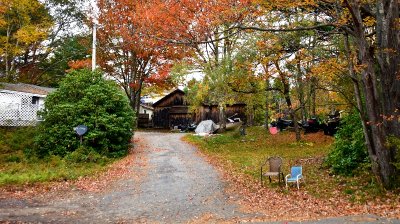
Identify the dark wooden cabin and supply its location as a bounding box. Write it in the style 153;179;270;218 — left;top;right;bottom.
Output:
152;89;247;129
152;89;192;128
194;103;247;124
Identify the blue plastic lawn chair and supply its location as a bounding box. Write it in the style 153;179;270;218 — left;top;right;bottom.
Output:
285;166;304;189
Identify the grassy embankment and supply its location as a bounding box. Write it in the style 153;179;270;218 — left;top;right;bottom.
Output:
185;126;388;203
0;127;113;186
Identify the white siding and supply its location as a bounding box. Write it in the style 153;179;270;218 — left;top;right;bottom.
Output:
0;91;46;126
139;105;154;120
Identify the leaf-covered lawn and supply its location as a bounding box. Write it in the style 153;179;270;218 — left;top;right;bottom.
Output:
0;137;146;199
185;127;400;221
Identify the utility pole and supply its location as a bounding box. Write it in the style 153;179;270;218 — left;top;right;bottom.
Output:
91;0;98;72
92;22;96;71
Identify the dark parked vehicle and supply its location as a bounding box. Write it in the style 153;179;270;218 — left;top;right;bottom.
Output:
323;112;341;136
187;123;197;131
301;113;341;136
301;118;323;134
176;123;197;132
272;118;302;131
271;111;341;136
303;112;341;136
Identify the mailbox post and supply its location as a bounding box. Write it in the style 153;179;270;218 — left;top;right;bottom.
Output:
74;125;88;145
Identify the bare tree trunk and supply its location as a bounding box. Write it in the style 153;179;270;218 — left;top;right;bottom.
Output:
376;0;400;138
275;61;301;141
344;34;379;176
296;58;307;121
360;26;393;188
284;82;301;142
132;79;143;129
265;80;270;130
5;26;11;81
247;106;254;126
219;105;226;131
344;0;399;188
289;108;301;141
309;77;317;117
374;0;400;186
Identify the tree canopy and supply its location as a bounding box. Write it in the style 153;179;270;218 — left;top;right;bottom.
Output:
0;0;52;82
131;0;400;188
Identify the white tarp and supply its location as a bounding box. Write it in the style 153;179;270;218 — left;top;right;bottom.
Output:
195;120;220;134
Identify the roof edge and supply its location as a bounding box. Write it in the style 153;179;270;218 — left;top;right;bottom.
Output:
152;89;185;107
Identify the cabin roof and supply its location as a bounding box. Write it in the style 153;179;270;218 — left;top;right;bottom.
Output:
140;104;154;110
0;82;56;96
152;89;185;107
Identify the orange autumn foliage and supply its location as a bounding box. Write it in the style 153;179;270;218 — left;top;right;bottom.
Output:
96;0;252;108
141;0;252;44
67;59;91;71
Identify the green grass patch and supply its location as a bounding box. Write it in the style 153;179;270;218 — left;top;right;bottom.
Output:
0;127;114;186
0;155;112;186
185;126;392;202
187;127;332;179
0;157;112;186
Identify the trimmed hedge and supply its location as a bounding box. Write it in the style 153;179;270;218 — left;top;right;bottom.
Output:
35;69;135;158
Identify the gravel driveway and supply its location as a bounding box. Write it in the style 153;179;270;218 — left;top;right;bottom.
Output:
0;131;257;223
1;131;398;224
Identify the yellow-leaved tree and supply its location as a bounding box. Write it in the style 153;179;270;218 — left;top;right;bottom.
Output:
0;0;52;82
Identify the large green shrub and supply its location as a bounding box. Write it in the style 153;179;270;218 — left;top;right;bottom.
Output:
325;111;369;175
35;69;135;158
0;127;36;153
0;127;36;163
388;136;400;172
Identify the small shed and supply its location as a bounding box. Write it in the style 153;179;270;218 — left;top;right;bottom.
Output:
0;83;55;126
152;89;192;128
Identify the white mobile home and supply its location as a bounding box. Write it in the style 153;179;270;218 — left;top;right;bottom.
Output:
0;83;55;126
139;104;154;119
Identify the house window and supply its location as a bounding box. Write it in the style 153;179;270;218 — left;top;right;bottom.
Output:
32;96;39;104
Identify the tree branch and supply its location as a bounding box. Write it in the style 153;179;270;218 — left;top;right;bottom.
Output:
237;24;336;33
148;29;242;46
266;87;284;94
